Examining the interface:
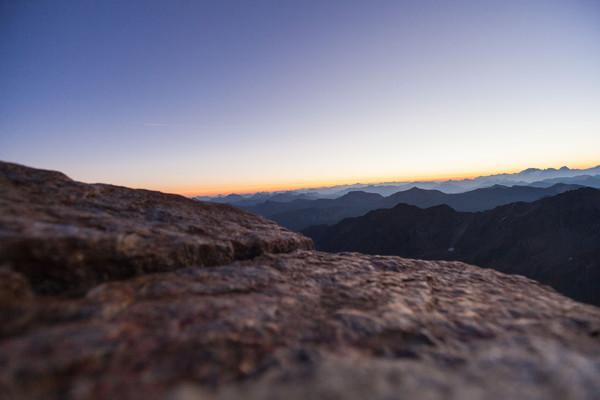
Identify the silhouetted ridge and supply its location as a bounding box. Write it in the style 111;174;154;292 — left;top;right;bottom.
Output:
240;183;583;231
337;190;384;203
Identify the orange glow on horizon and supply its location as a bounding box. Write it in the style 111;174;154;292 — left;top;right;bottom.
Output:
156;161;600;197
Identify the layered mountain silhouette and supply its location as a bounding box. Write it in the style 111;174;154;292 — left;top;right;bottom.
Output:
195;164;600;203
240;183;582;231
303;188;600;306
528;174;600;188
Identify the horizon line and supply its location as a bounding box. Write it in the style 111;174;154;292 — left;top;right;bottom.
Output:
177;162;600;198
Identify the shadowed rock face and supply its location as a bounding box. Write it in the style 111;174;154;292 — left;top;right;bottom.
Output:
0;162;312;294
1;162;600;400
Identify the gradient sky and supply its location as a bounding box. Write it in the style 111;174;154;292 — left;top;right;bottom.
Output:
1;0;599;195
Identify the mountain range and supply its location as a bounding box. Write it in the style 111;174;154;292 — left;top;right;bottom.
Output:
303;187;600;306
239;183;582;231
195;165;600;203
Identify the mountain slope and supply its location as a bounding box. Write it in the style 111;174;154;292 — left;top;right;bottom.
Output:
304;188;600;305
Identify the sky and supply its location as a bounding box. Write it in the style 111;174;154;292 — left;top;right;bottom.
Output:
1;0;599;196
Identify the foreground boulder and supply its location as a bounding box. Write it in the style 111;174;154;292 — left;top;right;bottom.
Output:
0;162;312;294
2;251;600;400
1;162;599;399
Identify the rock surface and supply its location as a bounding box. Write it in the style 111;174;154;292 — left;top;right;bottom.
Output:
0;162;312;294
1;162;600;400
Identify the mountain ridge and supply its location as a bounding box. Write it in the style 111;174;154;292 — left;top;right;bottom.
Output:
244;183;583;231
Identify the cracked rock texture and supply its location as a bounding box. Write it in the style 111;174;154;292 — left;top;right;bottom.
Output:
1;162;599;400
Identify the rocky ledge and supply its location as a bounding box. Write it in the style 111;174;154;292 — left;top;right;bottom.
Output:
0;162;312;294
1;162;599;400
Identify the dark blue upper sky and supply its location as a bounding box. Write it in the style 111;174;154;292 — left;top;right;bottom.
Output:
1;0;599;194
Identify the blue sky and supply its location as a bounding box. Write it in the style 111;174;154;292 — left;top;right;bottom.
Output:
1;0;599;195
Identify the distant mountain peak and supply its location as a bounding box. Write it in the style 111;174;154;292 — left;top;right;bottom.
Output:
342;190;379;198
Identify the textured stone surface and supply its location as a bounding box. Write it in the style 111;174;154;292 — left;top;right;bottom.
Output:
0;162;312;294
1;251;600;399
1;162;600;400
